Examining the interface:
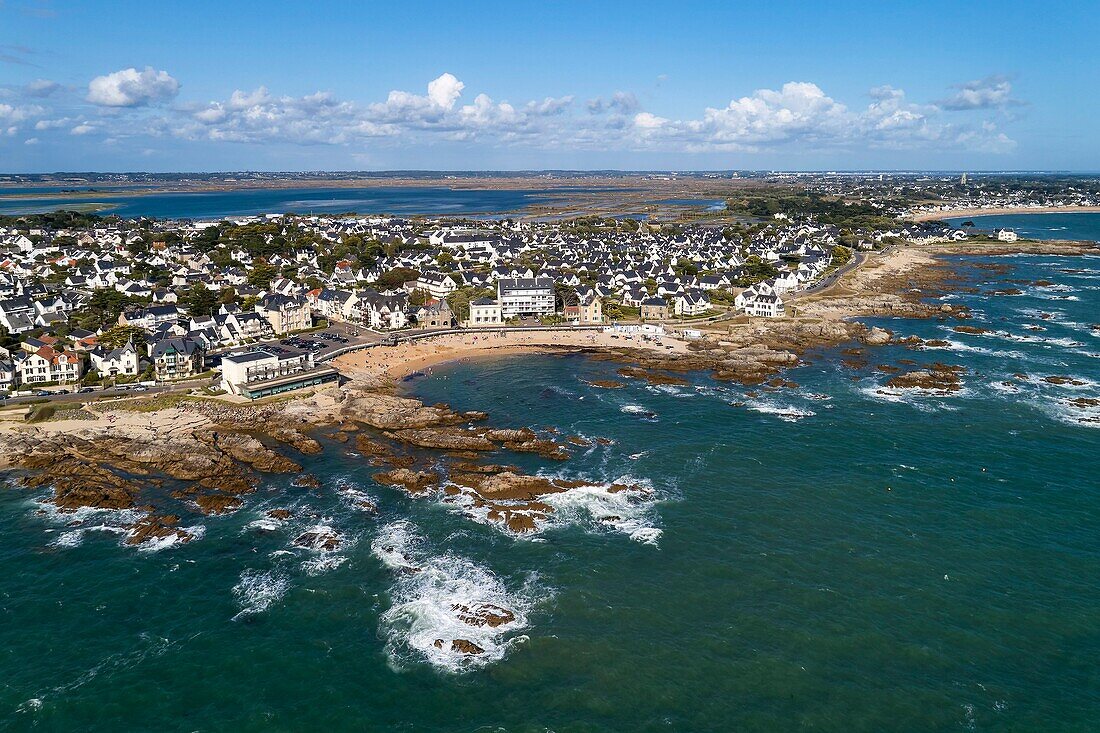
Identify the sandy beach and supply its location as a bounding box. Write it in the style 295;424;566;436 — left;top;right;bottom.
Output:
909;205;1100;222
332;328;689;383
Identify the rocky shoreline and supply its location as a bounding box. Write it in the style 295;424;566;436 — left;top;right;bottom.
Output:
1;239;1094;552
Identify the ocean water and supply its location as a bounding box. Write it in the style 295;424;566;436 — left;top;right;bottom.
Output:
945;211;1100;242
1;254;1099;731
0;185;620;219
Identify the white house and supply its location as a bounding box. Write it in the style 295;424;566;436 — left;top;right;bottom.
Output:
467;297;503;327
90;341;141;378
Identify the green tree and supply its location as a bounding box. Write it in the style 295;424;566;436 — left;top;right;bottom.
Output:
98;325;147;350
247;261;278;289
184;284;217;317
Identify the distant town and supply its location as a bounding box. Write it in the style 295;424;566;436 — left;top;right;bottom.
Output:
2;172;1094;401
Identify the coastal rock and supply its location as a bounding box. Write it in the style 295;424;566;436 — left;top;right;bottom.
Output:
19;456;139;512
1044;376;1088;386
482;428;536;443
293;529;341;552
953;325;989;335
203;431;301;473
385;428;496;452
501;437;571;461
194;494;244;515
885;363;967;394
266;426;323;455
450;639;485;655
616;367;690;386
292;474;322;489
340;391;477;430
449;462;518;474
125;514;194;547
862;326;893;345
452;602;516;628
267;509;292;521
373;468;436;495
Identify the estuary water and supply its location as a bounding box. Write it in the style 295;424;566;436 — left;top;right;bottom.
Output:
0;185;617;219
1;253;1099;731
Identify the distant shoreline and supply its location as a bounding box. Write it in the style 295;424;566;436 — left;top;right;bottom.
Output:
909;206;1100;222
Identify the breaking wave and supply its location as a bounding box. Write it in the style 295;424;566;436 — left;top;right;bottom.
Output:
372;520;538;672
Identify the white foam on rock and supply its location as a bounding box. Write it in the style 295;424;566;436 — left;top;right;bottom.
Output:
537;476;664;544
372;520;537;672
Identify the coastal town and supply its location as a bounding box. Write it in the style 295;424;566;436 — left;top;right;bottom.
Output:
0;195;978;400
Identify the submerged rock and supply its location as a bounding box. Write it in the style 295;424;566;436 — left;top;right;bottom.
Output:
293;529;341;552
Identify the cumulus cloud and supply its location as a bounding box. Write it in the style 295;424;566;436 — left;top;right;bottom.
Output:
939;75;1019;111
622;81;1013;154
427;73;464;110
8;68;1019;158
87;67;180;107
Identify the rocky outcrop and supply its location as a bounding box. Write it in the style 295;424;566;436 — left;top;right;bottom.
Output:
373;468;436;495
453;602;516;628
125;514;194;546
340;391;484;430
862;326;893;345
18;455;138;512
293;528;341;551
435;638;484;655
1044;376;1088;386
265;427;323;455
193;494;244;515
385;428;497;452
199;431;301;473
616;366;690;386
885;363;967;394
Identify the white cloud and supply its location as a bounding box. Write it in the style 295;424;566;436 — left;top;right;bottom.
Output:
939;75;1019;111
633;111;668;130
87;67;180;107
24;78;59;97
427;73;464;110
24;137;39;145
10;70;1018;158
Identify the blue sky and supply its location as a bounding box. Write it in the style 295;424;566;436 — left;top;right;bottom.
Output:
1;0;1097;172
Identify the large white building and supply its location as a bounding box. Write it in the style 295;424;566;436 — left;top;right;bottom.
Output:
497;277;555;318
221;349;339;399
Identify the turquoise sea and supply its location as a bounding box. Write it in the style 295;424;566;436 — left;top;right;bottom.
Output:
0;185;620;219
2;252;1100;731
945;211;1100;241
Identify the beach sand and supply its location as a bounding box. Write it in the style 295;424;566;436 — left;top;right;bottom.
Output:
332;328;689;384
